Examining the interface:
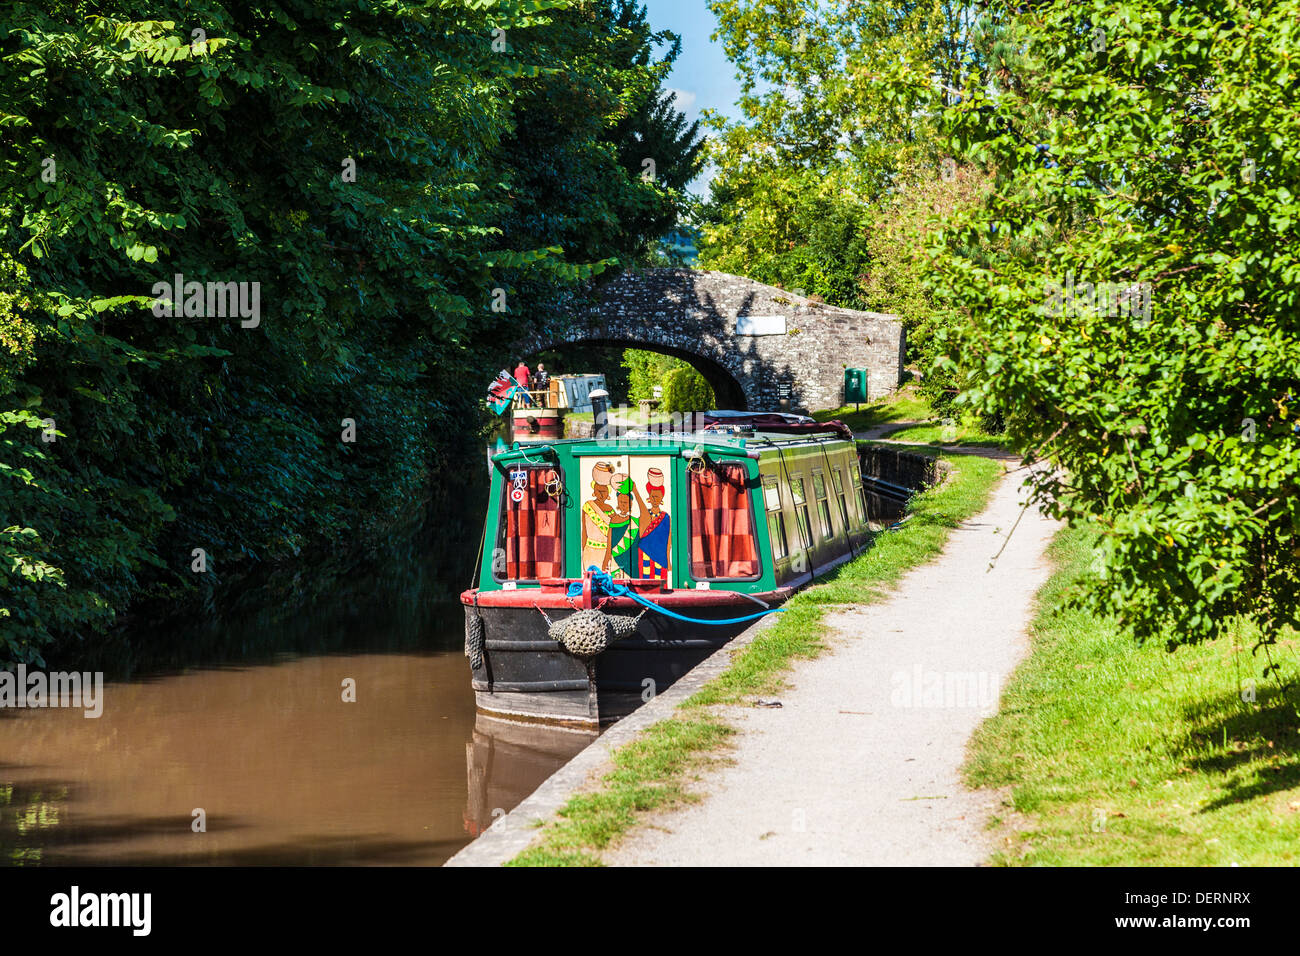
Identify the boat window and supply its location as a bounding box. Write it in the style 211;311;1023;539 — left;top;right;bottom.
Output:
688;462;760;580
812;471;832;538
852;461;869;525
790;476;805;506
494;465;564;582
763;477;781;511
790;476;813;548
832;466;852;524
762;475;788;560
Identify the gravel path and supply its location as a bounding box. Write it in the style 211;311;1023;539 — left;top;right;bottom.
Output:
604;463;1061;866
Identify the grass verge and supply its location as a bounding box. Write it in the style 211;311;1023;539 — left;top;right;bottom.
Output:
812;384;934;432
507;451;1005;866
564;408;672;424
965;524;1300;865
563;406;673;437
876;422;1013;449
812;385;1010;449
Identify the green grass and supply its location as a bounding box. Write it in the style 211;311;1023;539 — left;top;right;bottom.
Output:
507;714;734;867
877;422;1014;449
507;452;1005;866
812;384;935;432
565;409;665;423
812;385;1010;449
562;406;673;436
965;524;1300;865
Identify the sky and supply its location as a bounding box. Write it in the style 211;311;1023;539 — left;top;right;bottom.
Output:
640;0;745;197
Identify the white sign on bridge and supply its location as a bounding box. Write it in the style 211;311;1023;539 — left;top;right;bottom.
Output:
735;314;787;336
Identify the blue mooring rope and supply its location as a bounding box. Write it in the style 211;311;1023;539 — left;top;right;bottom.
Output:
566;568;785;626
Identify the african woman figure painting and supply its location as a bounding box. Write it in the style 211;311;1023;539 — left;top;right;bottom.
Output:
635;467;671;581
580;461;615;573
602;473;647;578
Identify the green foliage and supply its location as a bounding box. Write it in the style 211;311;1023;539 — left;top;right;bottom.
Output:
859;165;993;403
698;169;875;309
0;252;37;394
636;221;701;269
695;1;999;387
702;0;984;195
930;0;1300;650
658;365;715;414
497;0;704;297
2;411;114;665
0;1;692;663
621;348;685;402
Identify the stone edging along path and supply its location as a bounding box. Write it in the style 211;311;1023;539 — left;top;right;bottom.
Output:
447;444;1059;866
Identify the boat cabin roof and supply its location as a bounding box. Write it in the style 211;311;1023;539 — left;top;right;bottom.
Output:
490;428;854;468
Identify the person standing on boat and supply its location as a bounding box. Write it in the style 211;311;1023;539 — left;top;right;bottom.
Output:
581;462;615;572
634;468;671;581
603;473;647;578
513;360;531;389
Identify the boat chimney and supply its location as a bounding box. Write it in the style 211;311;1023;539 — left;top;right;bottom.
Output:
590;388;610;439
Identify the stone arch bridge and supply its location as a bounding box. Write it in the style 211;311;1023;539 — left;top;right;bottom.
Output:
509;269;904;412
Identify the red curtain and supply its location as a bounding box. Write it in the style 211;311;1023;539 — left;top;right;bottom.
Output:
689;463;759;579
502;467;563;580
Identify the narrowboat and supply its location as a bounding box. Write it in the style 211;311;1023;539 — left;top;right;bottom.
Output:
511;388;565;440
461;417;874;727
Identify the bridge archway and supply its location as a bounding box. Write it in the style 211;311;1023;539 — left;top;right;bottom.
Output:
521;336;748;411
508;268;904;412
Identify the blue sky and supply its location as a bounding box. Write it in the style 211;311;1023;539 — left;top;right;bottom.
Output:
641;0;745;196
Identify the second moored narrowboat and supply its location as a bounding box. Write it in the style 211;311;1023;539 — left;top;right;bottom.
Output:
461;417;876;727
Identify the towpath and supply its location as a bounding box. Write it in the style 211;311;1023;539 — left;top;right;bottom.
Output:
855;421;928;441
603;459;1060;866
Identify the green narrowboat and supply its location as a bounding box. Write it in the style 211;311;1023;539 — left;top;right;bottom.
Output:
461;419;873;727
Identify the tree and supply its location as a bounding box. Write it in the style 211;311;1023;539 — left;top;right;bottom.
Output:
496;0;705;288
860;162;993;401
930;0;1300;651
622;348;686;402
702;0;986;194
696;0;1000;382
659;365;715;414
0;1;686;663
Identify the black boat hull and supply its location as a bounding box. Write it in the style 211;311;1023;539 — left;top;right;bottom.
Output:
464;600;770;727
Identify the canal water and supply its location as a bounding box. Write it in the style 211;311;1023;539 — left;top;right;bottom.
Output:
0;446;593;866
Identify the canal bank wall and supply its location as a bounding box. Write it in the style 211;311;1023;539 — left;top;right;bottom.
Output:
858;443;939;490
445;442;945;868
857;443;942;525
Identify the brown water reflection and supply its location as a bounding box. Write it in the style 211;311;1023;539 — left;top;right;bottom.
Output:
1;447;599;865
463;716;597;838
0;651;591;866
